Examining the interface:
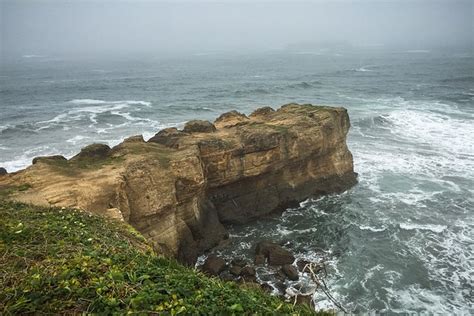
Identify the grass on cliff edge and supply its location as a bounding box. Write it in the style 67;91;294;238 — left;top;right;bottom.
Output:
0;201;329;315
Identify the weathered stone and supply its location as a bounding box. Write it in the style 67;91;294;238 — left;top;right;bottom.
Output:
240;266;256;277
260;283;273;293
296;259;311;272
71;143;111;161
250;106;275;118
183;120;216;133
123;135;144;143
231;258;247;267
32;155;67;165
219;271;235;282
254;254;266;265
0;167;7;176
295;295;314;308
281;264;299;281
214;110;249;128
201;255;226;276
274;281;287;295
255;241;295;266
147;127;188;148
0;103;357;265
229;265;242;276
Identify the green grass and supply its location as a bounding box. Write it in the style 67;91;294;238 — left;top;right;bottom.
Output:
0;184;32;200
0;201;329;315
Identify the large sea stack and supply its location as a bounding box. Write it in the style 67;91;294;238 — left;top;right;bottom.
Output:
0;103;357;264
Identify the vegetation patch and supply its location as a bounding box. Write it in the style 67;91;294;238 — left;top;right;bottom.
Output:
0;201;328;315
0;184;32;200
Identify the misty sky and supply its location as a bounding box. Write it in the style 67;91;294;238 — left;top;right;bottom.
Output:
1;0;472;57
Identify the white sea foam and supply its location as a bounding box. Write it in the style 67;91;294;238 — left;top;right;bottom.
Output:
404;50;431;53
355;67;373;72
359;225;386;232
66;135;90;145
68;99;151;107
22;54;45;58
399;223;447;233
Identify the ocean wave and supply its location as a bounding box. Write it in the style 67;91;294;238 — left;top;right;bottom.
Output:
354;67;373;72
404;50;431;54
399;223;447;233
234;88;270;96
359;225;387;232
68;99;152;107
440;76;474;84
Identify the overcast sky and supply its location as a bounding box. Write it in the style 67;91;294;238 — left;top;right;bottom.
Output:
1;0;472;57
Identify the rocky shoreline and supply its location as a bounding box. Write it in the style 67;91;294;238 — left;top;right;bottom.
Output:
0;103;357;267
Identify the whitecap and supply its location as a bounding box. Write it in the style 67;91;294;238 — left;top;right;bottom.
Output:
355;67;373;72
399;223;447;233
359;225;386;232
66;135;89;145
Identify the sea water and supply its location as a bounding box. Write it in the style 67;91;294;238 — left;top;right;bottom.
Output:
1;48;473;313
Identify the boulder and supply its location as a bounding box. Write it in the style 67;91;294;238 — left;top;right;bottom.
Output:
219;271;235;282
32;155;67;165
255;241;295;266
123;135;144;143
274;281;287;295
229;265;242;276
240;266;256;277
249;106;275;118
260;283;273;293
214;110;249;128
201;255;227;276
296;259;311;272
148;127;188;148
183;120;216;133
231;258;247;267
71;144;111;161
254;254;265;265
295;295;314;308
0;167;7;176
281;264;299;281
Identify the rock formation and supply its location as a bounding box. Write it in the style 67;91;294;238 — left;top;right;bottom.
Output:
0;103;357;265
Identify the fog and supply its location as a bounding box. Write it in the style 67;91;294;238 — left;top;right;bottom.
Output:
1;0;472;58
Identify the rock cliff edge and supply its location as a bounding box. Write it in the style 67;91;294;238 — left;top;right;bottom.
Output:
0;104;357;264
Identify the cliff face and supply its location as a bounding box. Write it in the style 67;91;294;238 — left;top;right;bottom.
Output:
0;104;357;264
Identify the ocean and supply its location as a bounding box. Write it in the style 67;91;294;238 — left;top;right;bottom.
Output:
1;48;473;313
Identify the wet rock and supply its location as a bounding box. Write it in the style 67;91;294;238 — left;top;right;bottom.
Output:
241;274;257;283
274;281;287;295
201;255;226;276
183;120;216;133
0;167;7;176
229;265;242;276
281;264;299;281
241;266;256;277
148;127;188;148
32;155;67;165
254;254;265;265
255;241;295;266
231;258;247;267
296;259;311;272
295;295;314;308
219;271;235;282
260;283;273;293
71;144;111;161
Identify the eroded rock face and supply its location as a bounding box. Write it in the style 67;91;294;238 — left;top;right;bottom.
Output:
0;104;357;265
